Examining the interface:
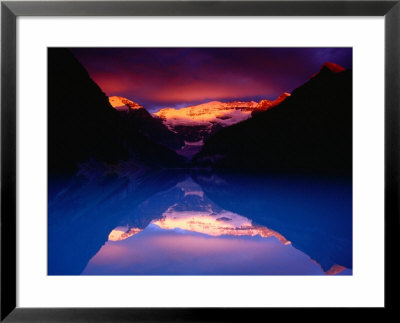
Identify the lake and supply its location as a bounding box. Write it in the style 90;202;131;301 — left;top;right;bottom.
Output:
48;169;352;275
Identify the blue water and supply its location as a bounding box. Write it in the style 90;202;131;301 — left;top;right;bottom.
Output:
48;170;352;275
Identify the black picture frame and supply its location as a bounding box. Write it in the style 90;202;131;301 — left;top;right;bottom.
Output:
1;0;399;321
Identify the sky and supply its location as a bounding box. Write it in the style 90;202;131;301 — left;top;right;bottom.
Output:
70;47;352;113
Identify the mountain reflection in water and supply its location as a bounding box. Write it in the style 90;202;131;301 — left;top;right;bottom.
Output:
48;170;352;275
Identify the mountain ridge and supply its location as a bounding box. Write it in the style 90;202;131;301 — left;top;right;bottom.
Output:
153;94;291;129
48;48;185;175
192;63;352;175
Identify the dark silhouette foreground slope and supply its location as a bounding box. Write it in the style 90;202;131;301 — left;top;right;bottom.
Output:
48;48;184;175
194;64;352;176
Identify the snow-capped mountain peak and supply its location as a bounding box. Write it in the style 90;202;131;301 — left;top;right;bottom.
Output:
152;95;290;159
109;96;143;111
256;92;291;111
320;62;346;73
153;100;261;129
311;62;346;79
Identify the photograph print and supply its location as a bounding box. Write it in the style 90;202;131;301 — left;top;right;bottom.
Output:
48;47;352;275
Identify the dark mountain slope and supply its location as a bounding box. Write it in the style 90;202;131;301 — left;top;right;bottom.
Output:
48;48;184;175
193;66;352;176
119;108;185;151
